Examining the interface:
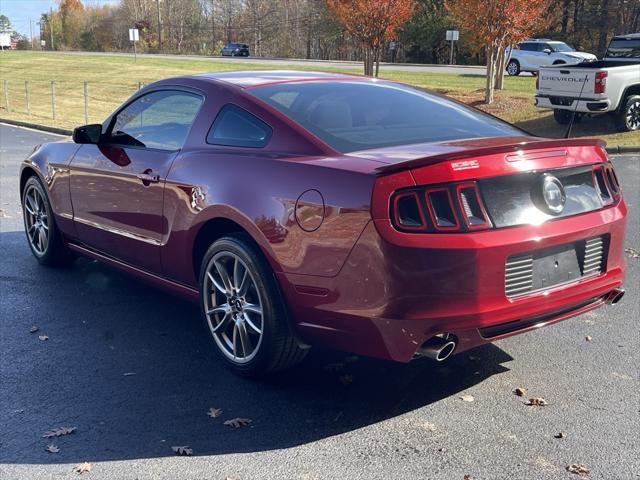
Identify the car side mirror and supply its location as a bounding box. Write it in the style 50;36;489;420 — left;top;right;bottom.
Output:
73;124;102;144
543;49;552;54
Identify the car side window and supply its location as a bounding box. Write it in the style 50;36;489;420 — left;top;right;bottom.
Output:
207;104;272;148
108;90;203;151
519;43;534;51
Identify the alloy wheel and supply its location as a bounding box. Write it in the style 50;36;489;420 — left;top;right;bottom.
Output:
507;61;518;75
203;251;264;363
626;100;640;130
23;185;49;256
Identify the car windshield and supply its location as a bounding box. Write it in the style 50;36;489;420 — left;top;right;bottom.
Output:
549;42;574;52
607;39;640;58
248;81;521;153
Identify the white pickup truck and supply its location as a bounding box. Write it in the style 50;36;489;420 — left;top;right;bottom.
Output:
535;33;640;131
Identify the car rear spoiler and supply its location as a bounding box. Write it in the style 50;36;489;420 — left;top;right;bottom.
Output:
375;137;606;175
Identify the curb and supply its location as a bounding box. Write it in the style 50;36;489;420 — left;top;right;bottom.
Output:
0;118;72;136
2;118;639;155
605;145;640;154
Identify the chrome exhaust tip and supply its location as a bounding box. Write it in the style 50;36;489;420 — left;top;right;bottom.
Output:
605;287;625;305
418;335;457;362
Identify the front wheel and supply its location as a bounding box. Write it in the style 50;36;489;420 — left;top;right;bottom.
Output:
199;235;308;377
22;176;73;266
553;109;573;125
506;59;520;76
615;95;640;132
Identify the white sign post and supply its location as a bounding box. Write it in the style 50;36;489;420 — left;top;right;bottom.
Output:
0;33;11;51
446;30;459;65
129;28;139;62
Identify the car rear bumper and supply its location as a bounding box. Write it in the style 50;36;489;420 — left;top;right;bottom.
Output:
535;95;612;113
278;200;627;362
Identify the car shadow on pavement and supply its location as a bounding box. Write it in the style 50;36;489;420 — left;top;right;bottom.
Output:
0;230;513;464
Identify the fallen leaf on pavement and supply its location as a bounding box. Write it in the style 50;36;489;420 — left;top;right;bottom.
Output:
207;407;223;418
566;464;590;476
223;418;252;428
459;395;474;402
38;335;49;341
625;247;639;259
525;398;548;407
554;432;565;439
171;446;193;456
43;426;76;438
513;387;528;397
464;475;472;480
585;336;592;342
45;444;60;453
30;326;39;333
74;462;92;474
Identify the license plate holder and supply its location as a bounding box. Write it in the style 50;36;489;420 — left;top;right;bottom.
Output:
531;243;581;290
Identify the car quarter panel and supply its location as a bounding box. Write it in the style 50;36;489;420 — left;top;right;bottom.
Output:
161;150;375;286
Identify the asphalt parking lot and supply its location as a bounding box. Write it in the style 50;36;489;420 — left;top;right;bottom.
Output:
0;123;638;480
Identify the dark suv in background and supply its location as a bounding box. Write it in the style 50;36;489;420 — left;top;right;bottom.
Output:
220;43;250;57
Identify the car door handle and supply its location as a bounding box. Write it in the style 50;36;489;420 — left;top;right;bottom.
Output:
136;171;160;185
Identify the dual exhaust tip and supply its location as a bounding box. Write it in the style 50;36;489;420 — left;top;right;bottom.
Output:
418;335;457;362
605;287;625;305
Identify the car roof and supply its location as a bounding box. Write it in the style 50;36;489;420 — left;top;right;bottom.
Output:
195;70;365;88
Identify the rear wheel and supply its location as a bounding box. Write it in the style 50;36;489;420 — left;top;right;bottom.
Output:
22;176;73;266
199;235;308;377
615;95;640;132
553;109;573;125
506;59;520;76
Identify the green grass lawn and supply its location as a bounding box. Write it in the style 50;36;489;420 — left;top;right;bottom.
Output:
0;51;638;146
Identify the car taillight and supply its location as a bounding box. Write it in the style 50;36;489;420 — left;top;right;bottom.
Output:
456;183;491;229
594;71;607;94
592;165;614;205
390;181;491;233
604;162;621;199
393;191;426;230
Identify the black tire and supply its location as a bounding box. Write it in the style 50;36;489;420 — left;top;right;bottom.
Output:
199;234;308;377
21;175;73;267
615;95;640;132
506;59;520;76
553;109;573;125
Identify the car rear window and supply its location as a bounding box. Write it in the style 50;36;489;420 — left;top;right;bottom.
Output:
607;38;640;58
248;81;521;153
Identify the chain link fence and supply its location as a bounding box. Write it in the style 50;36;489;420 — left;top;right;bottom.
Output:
0;79;147;130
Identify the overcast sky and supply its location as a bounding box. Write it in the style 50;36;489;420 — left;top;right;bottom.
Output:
0;0;118;36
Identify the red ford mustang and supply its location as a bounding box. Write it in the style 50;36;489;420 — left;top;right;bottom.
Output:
20;70;626;376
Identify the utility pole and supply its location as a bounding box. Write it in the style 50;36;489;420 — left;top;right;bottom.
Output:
49;7;54;50
29;19;34;50
156;0;162;51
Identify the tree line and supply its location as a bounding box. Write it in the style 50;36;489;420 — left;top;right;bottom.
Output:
24;0;637;63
